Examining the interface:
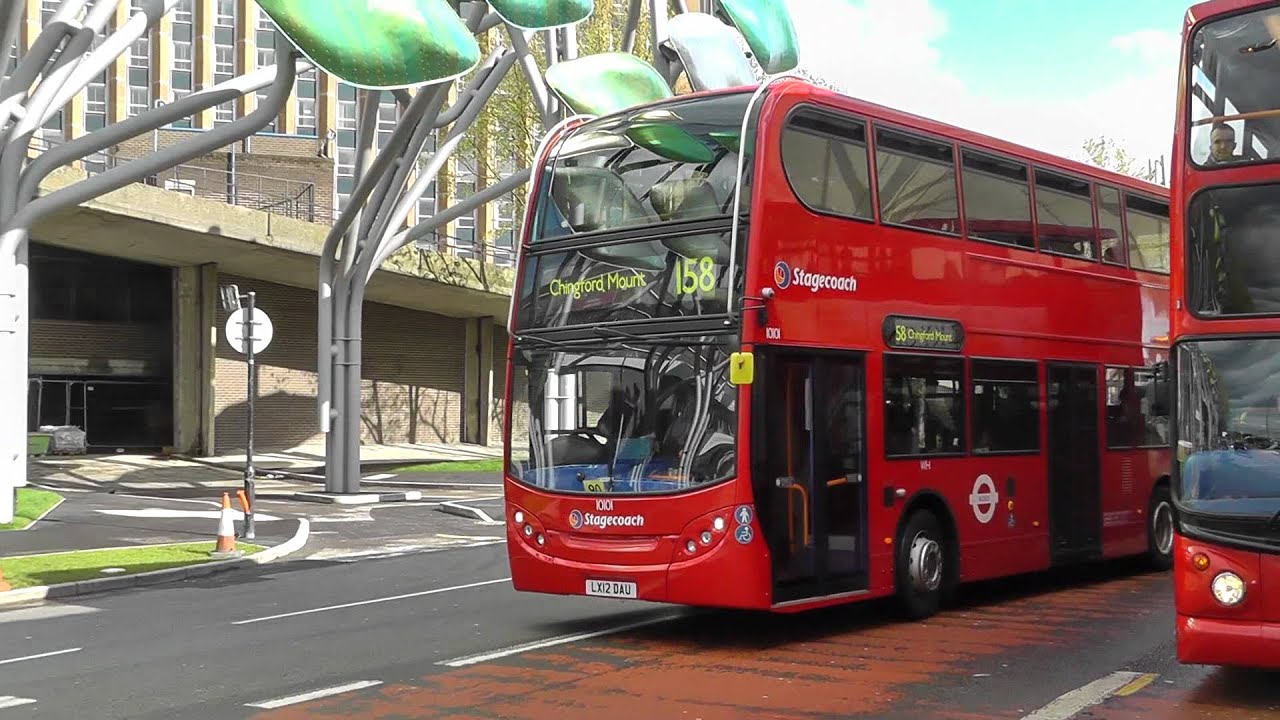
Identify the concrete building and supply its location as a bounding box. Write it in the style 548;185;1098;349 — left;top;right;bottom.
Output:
12;0;520;456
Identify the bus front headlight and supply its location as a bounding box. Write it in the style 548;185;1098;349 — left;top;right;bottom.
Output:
1211;571;1246;607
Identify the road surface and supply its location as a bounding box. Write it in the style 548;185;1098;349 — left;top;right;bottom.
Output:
1;543;1275;719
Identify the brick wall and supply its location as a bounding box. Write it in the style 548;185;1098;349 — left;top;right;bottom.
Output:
112;131;334;224
213;273;466;453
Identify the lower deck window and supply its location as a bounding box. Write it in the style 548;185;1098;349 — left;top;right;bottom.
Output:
884;354;964;456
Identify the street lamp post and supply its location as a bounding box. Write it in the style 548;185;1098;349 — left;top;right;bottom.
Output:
220;284;269;540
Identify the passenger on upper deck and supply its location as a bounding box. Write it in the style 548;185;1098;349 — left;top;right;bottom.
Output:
1205;122;1240;165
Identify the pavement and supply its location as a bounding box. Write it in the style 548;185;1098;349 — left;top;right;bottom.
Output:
3;447;508;601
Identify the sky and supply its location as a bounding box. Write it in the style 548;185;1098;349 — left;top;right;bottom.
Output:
782;0;1190;169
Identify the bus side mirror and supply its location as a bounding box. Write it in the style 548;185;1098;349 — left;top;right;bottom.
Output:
729;351;754;385
1152;360;1171;416
1153;385;1170;417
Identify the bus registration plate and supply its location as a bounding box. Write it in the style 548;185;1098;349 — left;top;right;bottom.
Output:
586;579;637;599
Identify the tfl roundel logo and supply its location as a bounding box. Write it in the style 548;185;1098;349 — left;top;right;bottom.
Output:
568;509;584;529
773;261;791;289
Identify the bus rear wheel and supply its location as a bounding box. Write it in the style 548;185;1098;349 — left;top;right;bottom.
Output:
1147;484;1175;571
895;510;946;620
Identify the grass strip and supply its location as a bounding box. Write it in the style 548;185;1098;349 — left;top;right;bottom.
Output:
0;541;265;589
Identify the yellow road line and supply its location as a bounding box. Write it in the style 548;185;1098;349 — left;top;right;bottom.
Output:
1114;673;1159;697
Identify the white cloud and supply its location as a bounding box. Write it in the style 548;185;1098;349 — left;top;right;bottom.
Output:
784;0;1181;172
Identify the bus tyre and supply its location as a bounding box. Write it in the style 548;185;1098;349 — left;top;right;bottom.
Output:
895;510;945;620
1147;484;1175;571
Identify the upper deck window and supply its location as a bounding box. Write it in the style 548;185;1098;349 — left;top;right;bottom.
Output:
960;149;1034;250
1034;169;1097;260
875;127;960;234
533;92;753;242
1096;185;1126;266
1188;6;1280;168
780;109;873;221
1125;194;1170;274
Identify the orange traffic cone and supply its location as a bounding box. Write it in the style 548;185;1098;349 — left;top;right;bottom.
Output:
210;492;242;558
0;567;9;593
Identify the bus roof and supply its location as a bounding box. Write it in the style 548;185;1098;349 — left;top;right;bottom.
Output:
1184;0;1269;25
588;78;1169;199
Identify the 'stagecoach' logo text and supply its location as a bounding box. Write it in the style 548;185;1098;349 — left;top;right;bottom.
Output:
773;261;857;293
568;508;645;529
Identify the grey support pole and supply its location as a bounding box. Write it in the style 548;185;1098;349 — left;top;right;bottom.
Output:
243;290;257;539
621;0;642;54
333;51;516;494
649;0;671;80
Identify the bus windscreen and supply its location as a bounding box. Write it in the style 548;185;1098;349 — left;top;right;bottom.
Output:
507;338;738;495
531;91;753;243
1187;6;1280;167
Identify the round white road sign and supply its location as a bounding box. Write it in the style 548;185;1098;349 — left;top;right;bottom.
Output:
225;307;274;355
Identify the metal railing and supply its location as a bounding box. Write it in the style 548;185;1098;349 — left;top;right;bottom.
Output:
28;135;320;223
27;133;520;270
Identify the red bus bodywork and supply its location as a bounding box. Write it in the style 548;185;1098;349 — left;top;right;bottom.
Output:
1170;0;1280;669
504;79;1172;614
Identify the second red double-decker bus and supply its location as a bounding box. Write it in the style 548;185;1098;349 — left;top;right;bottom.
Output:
503;76;1173;616
1170;0;1280;669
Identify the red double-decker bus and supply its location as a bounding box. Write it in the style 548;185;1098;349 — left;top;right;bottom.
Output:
502;76;1173;616
1170;0;1280;668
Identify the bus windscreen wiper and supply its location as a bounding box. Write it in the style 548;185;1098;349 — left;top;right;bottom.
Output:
513;333;585;349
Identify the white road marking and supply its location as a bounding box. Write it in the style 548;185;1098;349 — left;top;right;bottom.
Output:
1020;671;1149;720
245;680;382;709
363;473;396;481
0;604;98;625
438;614;683;667
231;578;510;625
0;647;82;667
0;696;37;709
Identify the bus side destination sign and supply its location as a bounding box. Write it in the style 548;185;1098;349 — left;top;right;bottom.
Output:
882;315;965;352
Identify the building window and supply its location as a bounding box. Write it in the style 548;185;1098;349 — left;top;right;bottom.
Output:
492;195;517;266
254;7;277;132
295;69;317;136
127;0;151;117
453;178;477;258
333;83;358;212
884;354;965;457
170;0;194;128
213;1;236;124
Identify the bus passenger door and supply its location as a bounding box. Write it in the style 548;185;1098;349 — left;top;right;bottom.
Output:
1047;363;1103;563
760;353;869;604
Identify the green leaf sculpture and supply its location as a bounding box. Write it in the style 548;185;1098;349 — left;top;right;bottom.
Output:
488;0;594;30
544;52;673;117
716;0;800;74
254;0;481;89
664;12;756;91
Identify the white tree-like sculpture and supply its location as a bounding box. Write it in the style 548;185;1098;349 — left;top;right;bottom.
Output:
0;0;802;532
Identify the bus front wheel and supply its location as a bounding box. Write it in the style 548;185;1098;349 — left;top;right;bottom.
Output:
1147;483;1175;571
895;510;946;620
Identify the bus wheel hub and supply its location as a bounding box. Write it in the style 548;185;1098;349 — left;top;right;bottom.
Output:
1154;501;1174;555
909;533;942;592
